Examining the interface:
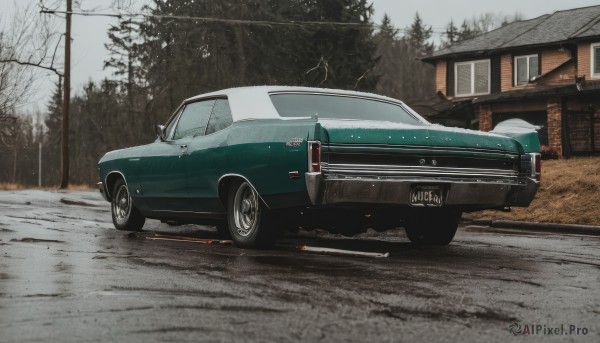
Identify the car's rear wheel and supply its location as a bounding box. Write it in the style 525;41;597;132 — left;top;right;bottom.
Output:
227;180;277;248
403;208;461;245
111;178;145;231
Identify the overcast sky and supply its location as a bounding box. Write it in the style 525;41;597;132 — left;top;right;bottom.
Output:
5;0;600;113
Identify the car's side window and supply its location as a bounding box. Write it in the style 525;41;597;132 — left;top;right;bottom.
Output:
163;107;183;140
205;99;233;135
172;100;215;140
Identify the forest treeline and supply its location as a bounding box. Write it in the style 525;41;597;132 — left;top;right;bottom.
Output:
0;0;517;186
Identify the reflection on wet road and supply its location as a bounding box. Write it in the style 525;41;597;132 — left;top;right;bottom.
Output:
0;190;598;342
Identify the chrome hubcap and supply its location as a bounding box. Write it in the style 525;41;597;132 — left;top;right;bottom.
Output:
113;184;131;224
233;183;259;237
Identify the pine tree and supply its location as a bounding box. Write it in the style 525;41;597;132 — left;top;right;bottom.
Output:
373;12;435;104
442;20;459;48
130;0;380;121
374;14;402;98
406;12;433;56
105;18;144;104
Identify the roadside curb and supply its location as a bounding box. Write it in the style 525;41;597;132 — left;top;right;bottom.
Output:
468;219;600;236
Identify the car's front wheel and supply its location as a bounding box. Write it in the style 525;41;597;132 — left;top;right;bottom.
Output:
227;180;277;248
403;208;462;245
111;179;145;231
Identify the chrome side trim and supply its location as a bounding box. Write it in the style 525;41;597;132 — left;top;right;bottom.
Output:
217;173;271;210
322;163;519;179
103;171;128;202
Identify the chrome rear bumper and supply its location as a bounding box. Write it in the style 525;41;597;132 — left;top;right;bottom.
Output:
305;172;539;208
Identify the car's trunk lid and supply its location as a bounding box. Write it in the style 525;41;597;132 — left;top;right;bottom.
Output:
316;119;519;153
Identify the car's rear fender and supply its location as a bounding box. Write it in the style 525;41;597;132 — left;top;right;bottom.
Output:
491;126;541;153
220;119;322;209
217;174;268;209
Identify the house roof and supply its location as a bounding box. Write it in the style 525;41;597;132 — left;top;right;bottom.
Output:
472;84;576;104
472;79;600;104
424;5;600;61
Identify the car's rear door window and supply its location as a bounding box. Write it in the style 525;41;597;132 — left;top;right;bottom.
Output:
205;99;233;135
172;100;215;140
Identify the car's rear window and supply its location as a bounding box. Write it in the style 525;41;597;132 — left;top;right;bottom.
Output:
270;93;423;125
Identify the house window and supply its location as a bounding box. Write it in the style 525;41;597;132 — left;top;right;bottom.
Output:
514;54;539;85
591;43;600;78
455;60;490;97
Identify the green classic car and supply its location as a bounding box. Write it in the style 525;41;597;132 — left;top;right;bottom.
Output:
98;86;540;248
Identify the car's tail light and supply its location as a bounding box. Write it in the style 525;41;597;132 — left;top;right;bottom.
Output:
519;153;541;182
308;141;321;173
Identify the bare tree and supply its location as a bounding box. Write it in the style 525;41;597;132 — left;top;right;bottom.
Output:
0;1;62;116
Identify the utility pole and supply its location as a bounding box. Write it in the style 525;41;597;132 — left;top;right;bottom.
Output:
38;141;42;187
60;0;71;189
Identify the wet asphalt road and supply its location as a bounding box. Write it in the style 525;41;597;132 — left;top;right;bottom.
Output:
0;190;598;342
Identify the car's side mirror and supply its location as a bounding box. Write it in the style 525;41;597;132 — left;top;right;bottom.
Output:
155;125;166;141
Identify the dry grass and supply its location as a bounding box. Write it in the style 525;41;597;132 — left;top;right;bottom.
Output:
0;183;26;190
0;183;94;191
65;184;95;191
464;156;600;225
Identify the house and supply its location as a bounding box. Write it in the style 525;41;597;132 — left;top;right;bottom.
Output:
422;5;600;158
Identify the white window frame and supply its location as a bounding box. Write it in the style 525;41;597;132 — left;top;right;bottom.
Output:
514;54;538;85
591;43;600;78
454;59;490;97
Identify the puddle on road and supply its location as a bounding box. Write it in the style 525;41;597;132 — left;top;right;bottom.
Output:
5;215;58;223
10;237;65;243
372;304;517;323
59;198;99;207
249;255;370;277
109;227;543;284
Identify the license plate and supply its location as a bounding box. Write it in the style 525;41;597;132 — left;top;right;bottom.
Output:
409;186;443;207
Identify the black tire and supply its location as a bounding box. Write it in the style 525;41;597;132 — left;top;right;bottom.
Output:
226;180;278;248
403;208;461;245
111;178;145;231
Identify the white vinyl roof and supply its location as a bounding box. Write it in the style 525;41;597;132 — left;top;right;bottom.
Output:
184;86;409;122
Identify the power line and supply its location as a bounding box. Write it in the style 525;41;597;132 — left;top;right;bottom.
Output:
39;9;448;33
41;9;374;27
